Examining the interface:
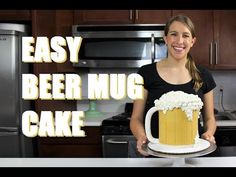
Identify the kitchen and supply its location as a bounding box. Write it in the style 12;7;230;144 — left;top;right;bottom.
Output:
1;10;236;167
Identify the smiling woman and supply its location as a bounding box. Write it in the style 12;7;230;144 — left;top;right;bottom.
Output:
130;14;217;157
164;21;196;61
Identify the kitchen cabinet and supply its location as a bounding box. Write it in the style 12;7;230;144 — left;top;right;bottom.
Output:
37;126;103;157
74;10;133;24
133;10;171;24
31;10;85;119
74;10;171;24
213;10;236;69
31;10;102;157
32;10;76;73
0;10;31;22
54;10;77;73
172;10;236;69
172;10;214;68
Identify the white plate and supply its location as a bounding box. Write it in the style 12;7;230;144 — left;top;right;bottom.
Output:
148;139;210;154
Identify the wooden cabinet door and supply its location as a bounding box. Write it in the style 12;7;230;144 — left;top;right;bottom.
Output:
213;10;236;69
74;10;172;25
37;126;102;157
172;10;214;69
172;10;236;70
134;10;172;24
74;10;133;24
0;10;31;21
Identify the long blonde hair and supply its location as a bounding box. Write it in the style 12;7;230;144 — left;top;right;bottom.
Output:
164;15;203;92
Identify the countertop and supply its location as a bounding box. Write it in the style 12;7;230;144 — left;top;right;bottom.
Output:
216;120;236;127
0;157;236;167
84;112;120;126
85;112;236;127
200;120;236;127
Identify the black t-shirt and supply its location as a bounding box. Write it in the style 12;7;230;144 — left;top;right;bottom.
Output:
137;62;216;138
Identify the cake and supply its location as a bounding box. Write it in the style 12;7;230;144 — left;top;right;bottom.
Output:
154;91;203;146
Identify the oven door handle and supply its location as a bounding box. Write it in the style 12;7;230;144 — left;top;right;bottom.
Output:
106;139;129;144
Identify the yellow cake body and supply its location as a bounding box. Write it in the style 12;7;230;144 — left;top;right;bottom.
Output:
154;91;203;146
159;108;198;145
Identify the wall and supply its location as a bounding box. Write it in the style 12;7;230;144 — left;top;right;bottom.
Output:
212;70;236;112
76;69;236;113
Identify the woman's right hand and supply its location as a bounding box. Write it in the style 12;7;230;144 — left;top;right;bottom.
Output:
136;136;149;156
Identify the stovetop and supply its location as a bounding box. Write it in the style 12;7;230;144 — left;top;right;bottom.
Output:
231;110;236;116
102;112;131;124
102;103;133;135
102;112;132;135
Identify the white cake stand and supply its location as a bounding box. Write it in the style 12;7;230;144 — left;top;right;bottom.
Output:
141;139;217;167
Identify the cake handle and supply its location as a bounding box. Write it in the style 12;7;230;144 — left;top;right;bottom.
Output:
145;106;159;144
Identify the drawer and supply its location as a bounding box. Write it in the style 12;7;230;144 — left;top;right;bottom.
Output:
37;126;102;145
38;144;102;157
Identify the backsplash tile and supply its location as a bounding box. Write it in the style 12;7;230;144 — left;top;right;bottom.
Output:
212;70;236;111
76;68;137;113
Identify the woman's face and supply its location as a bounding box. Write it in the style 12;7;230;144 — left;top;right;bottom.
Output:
164;21;196;61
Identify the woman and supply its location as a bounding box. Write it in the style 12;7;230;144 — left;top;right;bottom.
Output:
130;15;217;156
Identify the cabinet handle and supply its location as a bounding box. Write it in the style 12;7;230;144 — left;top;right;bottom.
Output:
106;139;128;144
215;42;218;65
129;10;133;20
151;33;155;61
135;10;139;20
210;42;213;65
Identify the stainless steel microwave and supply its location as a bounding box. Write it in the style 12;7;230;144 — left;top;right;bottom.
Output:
72;24;167;68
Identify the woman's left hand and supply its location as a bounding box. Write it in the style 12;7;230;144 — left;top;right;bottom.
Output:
201;132;216;144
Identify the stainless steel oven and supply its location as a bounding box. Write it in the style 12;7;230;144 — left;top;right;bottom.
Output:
72;24;167;68
211;126;236;157
102;135;142;157
101;103;143;158
211;111;236;157
200;111;236;157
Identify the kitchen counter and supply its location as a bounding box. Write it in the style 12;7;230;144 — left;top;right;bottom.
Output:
0;157;236;167
200;110;236;127
85;112;236;127
216;120;236;127
200;120;236;127
84;112;120;126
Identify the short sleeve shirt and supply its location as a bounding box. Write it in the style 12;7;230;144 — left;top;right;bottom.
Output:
137;62;216;138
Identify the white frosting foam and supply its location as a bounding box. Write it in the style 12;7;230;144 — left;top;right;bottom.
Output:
154;91;203;120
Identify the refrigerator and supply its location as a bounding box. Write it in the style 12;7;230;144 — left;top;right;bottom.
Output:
0;23;35;157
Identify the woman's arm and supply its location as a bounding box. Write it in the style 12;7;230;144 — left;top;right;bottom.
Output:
130;89;149;155
201;90;217;144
